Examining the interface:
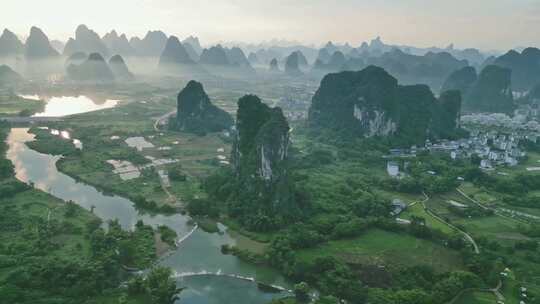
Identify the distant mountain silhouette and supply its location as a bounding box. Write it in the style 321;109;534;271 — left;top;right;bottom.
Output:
199;45;230;65
494;48;540;91
158;36;195;67
65;52;88;67
464;65;514;113
24;26;59;59
284;51;302;75
130;30;168;57
0;29;24;56
109;54;134;80
269;58;279;71
248;52;259;64
67;52;114;82
183;42;200;62
183;36;202;55
64;25;110;57
102;30;135;57
226;47;251;67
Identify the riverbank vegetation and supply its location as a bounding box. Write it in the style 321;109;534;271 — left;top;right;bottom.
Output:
10;83;540;303
0;122;180;303
0;93;44;116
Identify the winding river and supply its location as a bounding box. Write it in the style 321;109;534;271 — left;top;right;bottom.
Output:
6;128;290;304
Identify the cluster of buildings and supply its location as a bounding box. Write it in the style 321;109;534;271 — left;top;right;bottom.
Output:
426;131;527;169
461;109;540;132
385;130;532;176
275;84;315;122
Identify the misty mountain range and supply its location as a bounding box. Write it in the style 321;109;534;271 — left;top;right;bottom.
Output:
1;25;540;94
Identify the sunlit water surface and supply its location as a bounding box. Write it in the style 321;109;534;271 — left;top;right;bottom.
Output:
24;95;119;117
5;128;290;304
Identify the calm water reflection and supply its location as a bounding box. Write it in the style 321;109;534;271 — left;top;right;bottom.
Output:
28;95;118;117
5;128;290;304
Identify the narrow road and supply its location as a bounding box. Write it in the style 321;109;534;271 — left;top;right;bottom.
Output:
457;187;530;224
419;192;480;254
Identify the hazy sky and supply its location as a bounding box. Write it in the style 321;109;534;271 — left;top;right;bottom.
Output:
1;0;539;50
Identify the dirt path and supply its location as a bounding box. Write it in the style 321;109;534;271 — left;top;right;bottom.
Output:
420;192;480;254
457;187;530;224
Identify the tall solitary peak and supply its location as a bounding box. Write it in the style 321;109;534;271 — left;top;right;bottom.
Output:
102;30;135;57
109;55;134;80
25;26;59;59
269;58;279;71
308;66;462;145
226;47;251;67
431;90;462;139
230;95;300;228
64;25;110;57
463;65;514;114
284;51;302;75
199;45;230;65
175;81;233;134
293;50;308;67
158;36;195;67
441;66;477;96
0;29;24;56
66;52;114;82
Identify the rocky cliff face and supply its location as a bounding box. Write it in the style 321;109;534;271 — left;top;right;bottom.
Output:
24;27;59;59
175;81;233;134
463;65;514;114
231;95;297;222
66;52;114;82
494;48;540;91
309;66;399;137
64;25;110;57
109;55;134;80
158;36;195;66
0;29;24;56
309;66;462;145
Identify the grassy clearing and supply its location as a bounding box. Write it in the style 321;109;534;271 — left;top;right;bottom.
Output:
497;152;540;177
454;291;497;304
36;98;231;207
296;229;463;273
0;94;44;116
399;203;455;234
